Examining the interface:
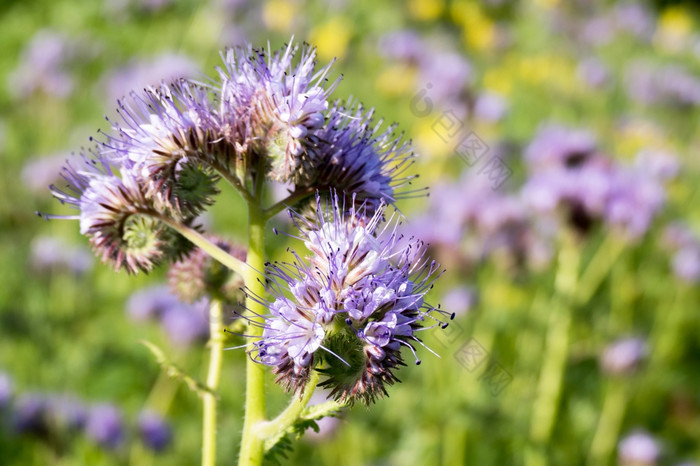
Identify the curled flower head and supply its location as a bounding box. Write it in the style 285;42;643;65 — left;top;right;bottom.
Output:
248;194;449;404
102;81;222;218
301;101;419;215
218;41;339;183
48;151;194;274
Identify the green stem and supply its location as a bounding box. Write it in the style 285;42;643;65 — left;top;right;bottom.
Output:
158;216;247;276
575;233;625;305
529;232;580;451
256;371;321;441
263;187;316;220
586;379;628;466
203;299;224;466
239;202;267;466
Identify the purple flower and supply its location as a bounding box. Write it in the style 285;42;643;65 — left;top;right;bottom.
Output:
662;222;700;283
29;235;94;275
524;124;598;170
45;395;87;431
303;101;417;214
85;403;124;450
250;194;448;404
441;286;477;318
604;167;665;240
21;152;69;195
625;62;700;107
473;92;509;123
417;51;472;106
12;393;48;435
103;53;200;103
218;41;339;183
618;430;661;466
600;337;647;376
160;300;210;347
614;3;654;40
0;372;13;408
577;57;610;89
378;30;426;63
126;285;180;321
8;30;77;99
671;248;700;284
138;410;173;452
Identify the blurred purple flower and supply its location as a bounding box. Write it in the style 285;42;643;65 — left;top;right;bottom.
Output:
618;430;661;466
524;124;598;170
22;153;69;195
8;30;81;99
102;53;200;103
581;16;616;46
418;51;472;106
378;30;426;63
138;409;173;452
160;300;210;346
441;286;477;318
577;57;610;89
126;285;180;321
604;167;665;240
600;337;647;376
474;92;509;123
29;235;94;276
0;372;13;408
625;62;700;106
671;247;700;284
85;403;124;450
614;3;654;41
634;149;679;181
46;394;88;431
12;393;48;435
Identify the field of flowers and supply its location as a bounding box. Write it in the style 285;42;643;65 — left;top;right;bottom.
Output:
1;0;700;465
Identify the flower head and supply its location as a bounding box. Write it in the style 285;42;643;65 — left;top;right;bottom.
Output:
301;101;418;214
249;194;448;404
218;41;339;183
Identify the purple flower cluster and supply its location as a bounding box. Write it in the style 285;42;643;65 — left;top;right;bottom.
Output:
0;371;172;453
249;195;448;405
126;285;210;346
522;124;671;239
407;170;550;273
379;30;509;122
8;30;95;99
48;39;415;272
29;235;94;276
625;61;700;107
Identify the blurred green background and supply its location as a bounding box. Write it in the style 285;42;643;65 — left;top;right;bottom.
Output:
1;0;700;464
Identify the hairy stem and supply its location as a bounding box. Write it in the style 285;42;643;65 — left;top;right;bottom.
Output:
159;217;247;276
203;299;224;466
256;371;321;441
239;201;267;466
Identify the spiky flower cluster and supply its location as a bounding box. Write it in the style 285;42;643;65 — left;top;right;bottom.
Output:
48;40;416;273
249;195;449;405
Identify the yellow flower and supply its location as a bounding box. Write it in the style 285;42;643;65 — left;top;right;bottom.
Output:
262;0;297;32
654;6;694;53
451;1;495;51
375;64;417;97
309;16;353;61
409;0;444;21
